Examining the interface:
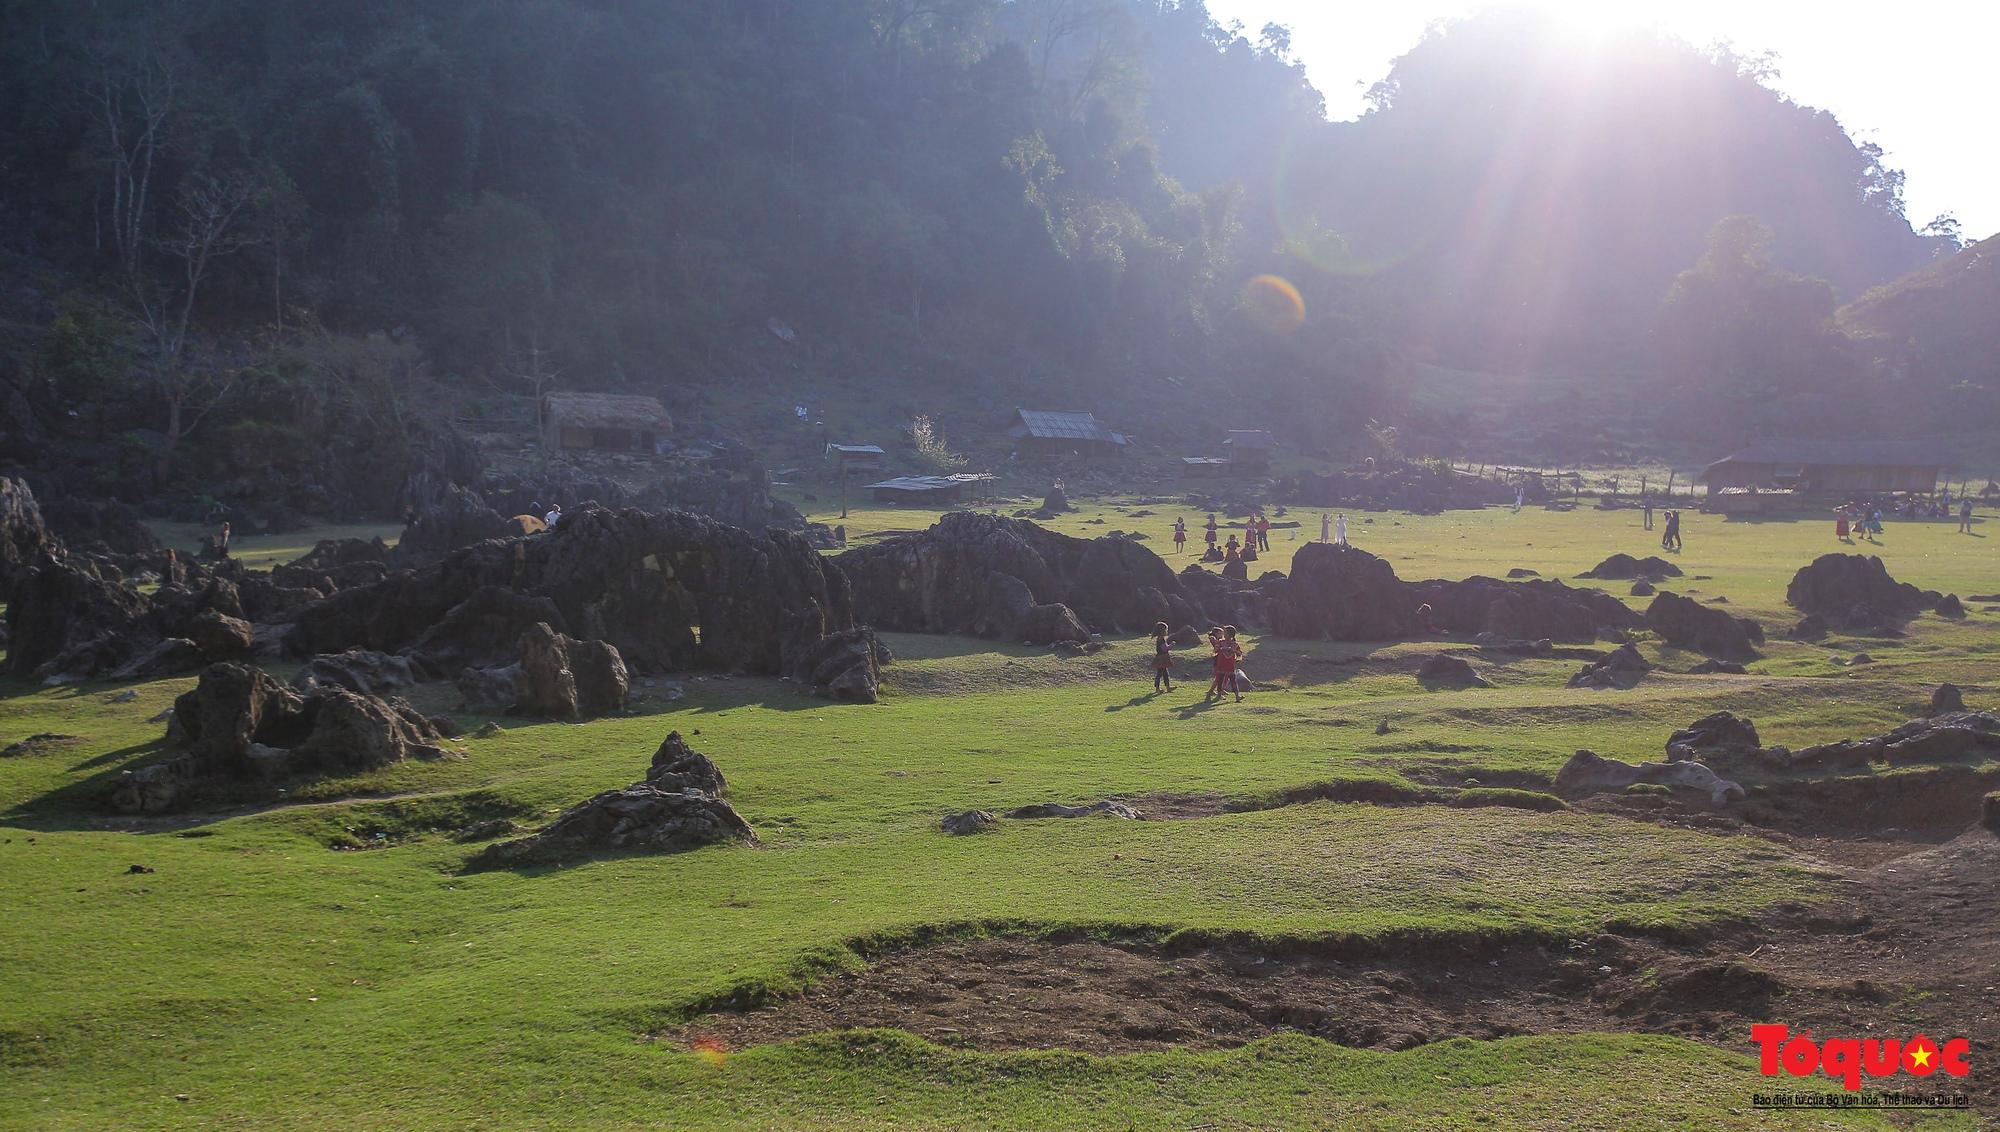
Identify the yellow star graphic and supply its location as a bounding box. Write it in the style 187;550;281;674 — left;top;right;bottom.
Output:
1910;1045;1934;1069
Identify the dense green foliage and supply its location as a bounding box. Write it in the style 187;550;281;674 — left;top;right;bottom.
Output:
0;1;1975;504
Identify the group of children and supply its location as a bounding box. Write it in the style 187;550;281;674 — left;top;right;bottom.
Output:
1172;513;1274;563
1150;622;1246;702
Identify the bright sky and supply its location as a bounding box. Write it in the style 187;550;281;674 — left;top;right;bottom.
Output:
1204;0;1999;240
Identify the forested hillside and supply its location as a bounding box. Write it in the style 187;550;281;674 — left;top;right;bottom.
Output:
0;0;1972;517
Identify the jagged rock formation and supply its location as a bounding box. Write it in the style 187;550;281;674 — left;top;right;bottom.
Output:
392;483;518;566
106;663;448;813
294;649;420;697
835;512;1203;642
784;627;884;703
455;622;629;720
37;495;160;557
1668;709;2000;776
4;553;158;681
467;730;753;868
269;538;391;592
1268;543;1640;643
1567;643;1652;689
1786;554;1947;627
0;477;57;597
287;506;852;677
1932;683;1965;715
1642;592;1762;660
1665;712;1761;760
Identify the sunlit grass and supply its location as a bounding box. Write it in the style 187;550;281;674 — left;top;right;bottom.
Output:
0;501;1988;1128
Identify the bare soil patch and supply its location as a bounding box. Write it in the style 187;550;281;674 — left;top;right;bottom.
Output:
667;828;2000;1108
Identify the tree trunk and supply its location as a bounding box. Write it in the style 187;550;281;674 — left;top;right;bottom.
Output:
159;390;184;478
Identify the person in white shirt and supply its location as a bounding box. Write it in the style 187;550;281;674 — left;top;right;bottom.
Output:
544;503;562;527
1334;513;1348;546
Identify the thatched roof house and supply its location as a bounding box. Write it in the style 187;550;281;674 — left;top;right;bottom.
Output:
541;392;672;453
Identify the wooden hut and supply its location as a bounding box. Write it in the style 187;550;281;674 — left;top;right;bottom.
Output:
1222;430;1277;471
1697;441;1945;497
1006;409;1128;460
825;443;886;474
540;392;672;454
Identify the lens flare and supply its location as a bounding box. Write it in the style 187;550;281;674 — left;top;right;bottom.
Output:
690;1035;730;1065
1240;273;1306;333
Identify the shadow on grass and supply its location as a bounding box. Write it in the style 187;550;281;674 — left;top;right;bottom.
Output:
1103;691;1168;712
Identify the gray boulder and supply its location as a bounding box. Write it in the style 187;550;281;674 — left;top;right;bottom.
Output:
1417;652;1492;688
1553;749;1744;805
941;810;999;835
467;785;754;869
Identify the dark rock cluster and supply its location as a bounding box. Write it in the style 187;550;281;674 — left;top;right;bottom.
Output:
1567;643;1652;689
106;662;450;813
1578;553;1682;581
835;512;1212;645
1269;543;1640;643
1786;554;1959;629
468;730;753;869
289;506;853;680
1642;592;1763;661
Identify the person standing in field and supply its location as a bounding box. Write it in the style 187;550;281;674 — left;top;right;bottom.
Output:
1664;509;1683;551
1643;497;1654;531
1961;498;1975;533
1173;517;1187;554
1204;514;1219;555
1256;513;1271;552
1334;513;1349;546
1150;622;1176;693
1835;507;1850;541
1320;513;1331;542
1207;626;1243;702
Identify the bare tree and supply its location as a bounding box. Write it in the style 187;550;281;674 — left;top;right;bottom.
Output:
130;172;264;473
81;34;176;273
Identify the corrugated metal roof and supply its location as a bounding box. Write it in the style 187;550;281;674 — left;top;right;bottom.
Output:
826;444;886;456
1224;430;1276;450
543;392;672;430
1010;409;1124;443
1699;440;1946;481
865;476;961;492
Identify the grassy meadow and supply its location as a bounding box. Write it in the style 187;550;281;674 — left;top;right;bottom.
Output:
3;502;1994;1129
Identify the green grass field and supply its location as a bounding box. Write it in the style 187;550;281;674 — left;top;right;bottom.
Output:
145;522;405;572
4;502;1992;1129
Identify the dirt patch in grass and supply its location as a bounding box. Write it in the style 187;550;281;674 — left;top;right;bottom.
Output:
1103;779;1567;820
0;733;83;758
666;830;2000;1107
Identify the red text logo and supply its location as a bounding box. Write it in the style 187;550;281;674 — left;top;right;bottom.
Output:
1753;1024;1970;1091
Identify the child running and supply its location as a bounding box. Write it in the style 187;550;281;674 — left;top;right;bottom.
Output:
1150;622;1175;693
